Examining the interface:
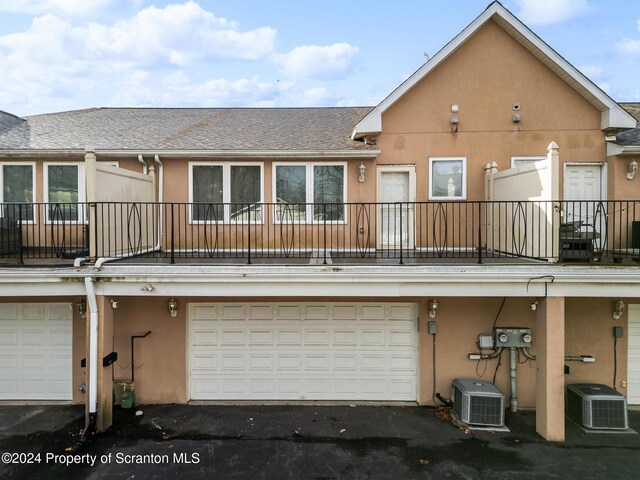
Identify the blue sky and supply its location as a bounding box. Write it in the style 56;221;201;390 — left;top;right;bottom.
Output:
0;0;638;116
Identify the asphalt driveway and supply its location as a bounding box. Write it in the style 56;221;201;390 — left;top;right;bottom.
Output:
1;404;639;479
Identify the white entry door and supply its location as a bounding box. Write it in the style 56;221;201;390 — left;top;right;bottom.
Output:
563;164;606;250
629;304;640;404
0;303;73;400
377;167;415;248
188;302;418;401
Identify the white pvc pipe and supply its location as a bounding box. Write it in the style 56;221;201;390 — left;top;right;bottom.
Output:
154;154;163;249
85;276;99;414
138;154;147;174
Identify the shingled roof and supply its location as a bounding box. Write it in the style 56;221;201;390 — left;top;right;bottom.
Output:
0;107;375;152
616;103;640;147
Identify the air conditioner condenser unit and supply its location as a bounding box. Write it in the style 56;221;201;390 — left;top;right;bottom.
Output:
566;383;628;430
452;379;505;427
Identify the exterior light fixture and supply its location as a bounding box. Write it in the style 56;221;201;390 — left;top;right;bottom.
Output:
428;298;439;319
76;299;87;319
111;299;119;309
358;162;366;183
168;297;178;318
612;299;625;320
627;159;637;180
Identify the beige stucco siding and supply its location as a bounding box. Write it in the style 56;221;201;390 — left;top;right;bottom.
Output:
378;20;605;202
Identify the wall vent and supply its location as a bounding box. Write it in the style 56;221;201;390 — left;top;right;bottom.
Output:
452;379;505;427
566;383;628;430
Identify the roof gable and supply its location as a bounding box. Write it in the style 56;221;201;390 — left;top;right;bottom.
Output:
352;1;636;139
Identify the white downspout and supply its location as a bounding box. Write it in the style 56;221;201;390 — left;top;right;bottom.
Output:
85;276;99;416
138;154;147;174
68;276;99;452
154;154;164;249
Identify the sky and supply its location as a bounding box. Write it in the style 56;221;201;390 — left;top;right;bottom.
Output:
0;0;639;117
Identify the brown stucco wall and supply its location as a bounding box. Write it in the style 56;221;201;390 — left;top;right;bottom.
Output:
608;154;640;200
110;296;187;404
377;19;605;202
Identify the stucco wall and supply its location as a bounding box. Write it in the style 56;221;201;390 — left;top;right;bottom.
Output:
377;19;605;202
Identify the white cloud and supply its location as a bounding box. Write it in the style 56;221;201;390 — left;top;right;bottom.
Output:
0;2;280;113
85;2;277;65
0;0;118;17
514;0;593;25
275;43;359;80
578;64;604;79
617;38;640;57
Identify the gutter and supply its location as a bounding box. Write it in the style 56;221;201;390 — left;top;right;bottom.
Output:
0;149;381;159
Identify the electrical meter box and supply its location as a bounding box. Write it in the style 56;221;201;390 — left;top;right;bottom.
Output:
494;327;532;348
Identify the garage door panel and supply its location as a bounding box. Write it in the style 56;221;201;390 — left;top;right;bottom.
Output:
188;302;418;401
0;329;18;345
333;330;357;345
334;355;357;371
277;354;302;370
361;305;386;320
249;330;273;345
277;329;301;345
22;305;45;320
221;330;245;345
22;330;45;345
0;303;73;401
220;305;246;320
305;305;330;319
192;329;218;346
248;305;273;319
0;305;18;320
49;329;72;346
629;305;640;404
276;305;301;319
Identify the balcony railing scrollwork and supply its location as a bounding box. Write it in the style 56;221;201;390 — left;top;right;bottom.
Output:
1;200;640;265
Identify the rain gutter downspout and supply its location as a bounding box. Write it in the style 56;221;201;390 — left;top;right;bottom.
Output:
153;154;163;250
68;276;98;453
138;154;148;174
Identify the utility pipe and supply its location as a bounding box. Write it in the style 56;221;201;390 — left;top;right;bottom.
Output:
138;154;147;174
68;276;98;453
153;154;164;250
509;347;518;412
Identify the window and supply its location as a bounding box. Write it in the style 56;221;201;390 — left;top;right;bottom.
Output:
44;163;85;222
0;163;35;222
189;162;263;223
429;157;466;200
511;156;546;168
274;163;346;223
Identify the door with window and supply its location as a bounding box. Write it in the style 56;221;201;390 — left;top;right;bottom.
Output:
563;164;606;252
377;166;415;249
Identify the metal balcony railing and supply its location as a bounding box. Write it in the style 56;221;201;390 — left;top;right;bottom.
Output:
1;201;640;265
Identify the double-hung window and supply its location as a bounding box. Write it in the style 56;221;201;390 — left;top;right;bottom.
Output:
190;162;263;223
429;157;467;200
0;162;35;222
44;163;86;223
274;163;346;223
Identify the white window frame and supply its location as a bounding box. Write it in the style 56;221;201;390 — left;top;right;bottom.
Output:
428;157;467;200
188;161;264;224
0;161;37;224
44;162;86;224
272;161;348;224
511;156;546;168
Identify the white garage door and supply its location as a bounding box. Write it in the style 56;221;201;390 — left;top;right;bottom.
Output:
629;304;640;404
188;303;418;401
0;303;73;400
